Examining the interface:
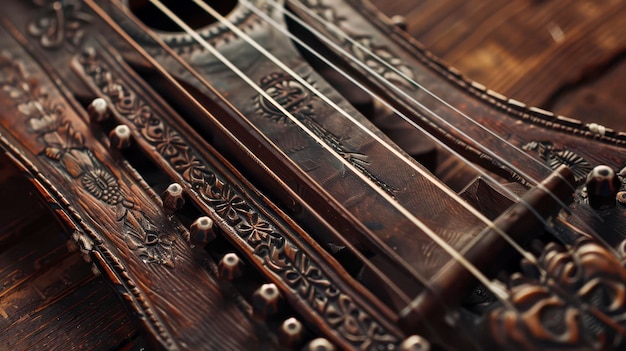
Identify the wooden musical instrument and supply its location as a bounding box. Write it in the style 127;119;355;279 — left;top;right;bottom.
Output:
1;1;625;350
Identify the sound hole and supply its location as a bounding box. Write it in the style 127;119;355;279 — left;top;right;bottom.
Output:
128;0;238;32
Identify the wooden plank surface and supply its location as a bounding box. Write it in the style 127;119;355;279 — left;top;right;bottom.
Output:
0;157;146;351
370;0;626;131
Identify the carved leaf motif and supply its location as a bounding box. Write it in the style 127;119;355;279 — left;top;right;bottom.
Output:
30;113;61;134
27;0;93;49
120;206;175;268
0;52;175;266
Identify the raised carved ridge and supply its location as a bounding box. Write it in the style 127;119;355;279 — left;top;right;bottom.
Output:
350;0;626;145
75;47;403;350
299;0;417;91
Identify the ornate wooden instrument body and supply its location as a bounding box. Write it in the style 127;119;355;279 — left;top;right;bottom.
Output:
0;0;625;350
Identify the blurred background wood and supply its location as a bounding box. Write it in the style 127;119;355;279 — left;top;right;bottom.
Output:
370;0;626;131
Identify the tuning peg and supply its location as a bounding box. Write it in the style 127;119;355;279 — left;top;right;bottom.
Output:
161;183;185;212
400;335;431;351
585;165;621;209
391;15;408;31
252;283;281;319
189;216;216;246
302;338;335;351
219;252;243;280
109;125;131;150
278;317;304;347
88;97;110;123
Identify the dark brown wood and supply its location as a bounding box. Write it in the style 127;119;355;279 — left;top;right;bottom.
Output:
0;155;146;351
0;0;624;350
371;0;626;131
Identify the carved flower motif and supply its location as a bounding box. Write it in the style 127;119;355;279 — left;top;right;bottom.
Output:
210;184;248;224
237;212;276;246
81;167;122;205
282;246;332;310
121;207;175;268
154;127;187;158
325;293;398;349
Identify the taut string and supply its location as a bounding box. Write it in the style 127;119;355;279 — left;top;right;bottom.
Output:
89;0;460;300
242;0;609;240
285;0;572;190
85;3;497;339
147;0;519;307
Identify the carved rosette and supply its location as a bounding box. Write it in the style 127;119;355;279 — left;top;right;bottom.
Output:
0;53;175;267
484;239;626;350
523;141;593;184
75;49;402;350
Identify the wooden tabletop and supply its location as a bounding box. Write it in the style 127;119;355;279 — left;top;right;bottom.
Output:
370;0;626;131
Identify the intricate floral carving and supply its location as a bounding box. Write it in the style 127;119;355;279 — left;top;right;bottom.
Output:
75;49;402;350
485;239;626;350
523;141;593;183
27;0;92;49
256;72;395;196
257;73;315;124
0;53;175;267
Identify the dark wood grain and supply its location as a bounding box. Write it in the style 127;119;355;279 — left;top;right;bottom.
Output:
370;0;626;130
0;0;625;350
0;156;146;351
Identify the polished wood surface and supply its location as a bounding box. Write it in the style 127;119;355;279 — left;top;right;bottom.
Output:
0;0;625;350
372;0;626;130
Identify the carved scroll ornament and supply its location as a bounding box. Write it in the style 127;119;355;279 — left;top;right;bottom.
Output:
485;239;626;350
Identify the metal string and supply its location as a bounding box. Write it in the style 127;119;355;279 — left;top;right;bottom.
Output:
285;0;572;190
83;0;620;338
94;0;436;307
82;3;505;343
243;0;608;239
148;0;531;306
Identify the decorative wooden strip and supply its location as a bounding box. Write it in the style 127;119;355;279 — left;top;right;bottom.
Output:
0;25;263;350
71;42;405;351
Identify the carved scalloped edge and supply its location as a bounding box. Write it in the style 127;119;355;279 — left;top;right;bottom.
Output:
0;134;179;350
353;0;626;146
73;46;405;350
112;0;266;52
